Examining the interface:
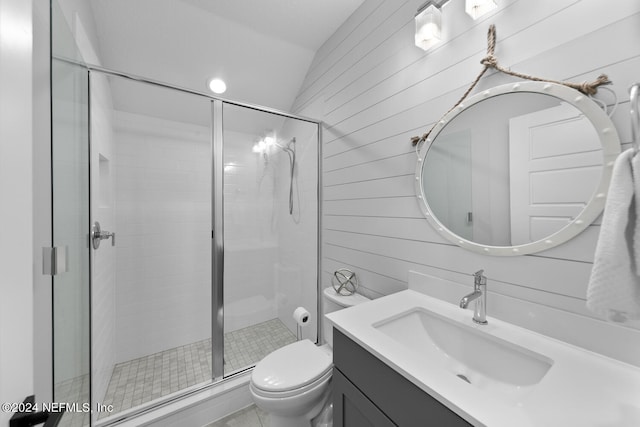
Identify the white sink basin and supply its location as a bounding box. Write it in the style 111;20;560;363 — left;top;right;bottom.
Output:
373;307;553;401
326;288;640;427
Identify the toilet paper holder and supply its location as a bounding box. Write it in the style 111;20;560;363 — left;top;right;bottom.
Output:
293;306;310;341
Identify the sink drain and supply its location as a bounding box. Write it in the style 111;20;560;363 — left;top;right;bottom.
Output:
456;374;471;384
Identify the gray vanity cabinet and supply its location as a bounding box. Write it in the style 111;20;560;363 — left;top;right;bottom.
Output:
332;328;472;427
333;368;395;426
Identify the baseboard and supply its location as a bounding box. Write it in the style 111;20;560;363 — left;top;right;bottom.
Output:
105;372;252;427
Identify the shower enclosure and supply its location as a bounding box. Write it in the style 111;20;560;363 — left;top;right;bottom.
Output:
51;4;319;425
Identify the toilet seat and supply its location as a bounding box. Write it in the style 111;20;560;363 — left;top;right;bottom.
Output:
251;339;332;397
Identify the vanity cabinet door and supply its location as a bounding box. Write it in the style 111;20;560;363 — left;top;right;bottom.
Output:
333;368;396;427
333;328;472;427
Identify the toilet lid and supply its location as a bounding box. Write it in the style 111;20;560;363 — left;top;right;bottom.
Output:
251;339;332;393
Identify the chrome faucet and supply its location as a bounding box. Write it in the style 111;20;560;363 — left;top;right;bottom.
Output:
459;270;488;325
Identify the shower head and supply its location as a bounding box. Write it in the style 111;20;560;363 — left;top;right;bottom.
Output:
252;135;294;154
273;137;297;216
273;137;296;154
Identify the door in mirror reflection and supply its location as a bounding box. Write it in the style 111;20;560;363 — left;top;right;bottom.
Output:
509;102;602;245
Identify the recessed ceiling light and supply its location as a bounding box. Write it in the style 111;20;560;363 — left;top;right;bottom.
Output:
208;78;227;94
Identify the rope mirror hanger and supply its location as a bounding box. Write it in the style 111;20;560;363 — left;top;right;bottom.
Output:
410;24;612;147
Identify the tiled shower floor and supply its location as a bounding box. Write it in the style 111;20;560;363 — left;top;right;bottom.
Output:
100;318;296;418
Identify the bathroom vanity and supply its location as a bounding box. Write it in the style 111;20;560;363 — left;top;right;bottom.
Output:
326;286;640;427
333;328;470;426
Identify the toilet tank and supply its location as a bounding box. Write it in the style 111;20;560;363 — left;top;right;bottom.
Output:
322;287;370;347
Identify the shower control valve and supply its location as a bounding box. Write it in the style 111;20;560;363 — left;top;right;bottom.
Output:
91;221;115;249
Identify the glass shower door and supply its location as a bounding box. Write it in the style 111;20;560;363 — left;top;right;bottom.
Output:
51;59;91;427
221;103;319;376
89;74;214;420
51;2;91;426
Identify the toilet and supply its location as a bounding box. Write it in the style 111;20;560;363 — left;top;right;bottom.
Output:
249;287;370;427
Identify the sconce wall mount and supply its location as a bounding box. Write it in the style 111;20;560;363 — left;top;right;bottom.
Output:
465;0;498;20
414;0;499;51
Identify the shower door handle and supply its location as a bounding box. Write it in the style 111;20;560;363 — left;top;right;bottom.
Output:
91;221;115;249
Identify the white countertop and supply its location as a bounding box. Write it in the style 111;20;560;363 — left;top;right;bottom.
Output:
326;290;640;427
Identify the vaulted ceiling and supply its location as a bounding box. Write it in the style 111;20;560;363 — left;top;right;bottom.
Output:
84;0;364;113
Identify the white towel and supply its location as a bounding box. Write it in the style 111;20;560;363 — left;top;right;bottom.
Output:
633;151;640;271
586;148;640;322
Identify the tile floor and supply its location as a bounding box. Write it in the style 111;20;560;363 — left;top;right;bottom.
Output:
205;404;270;427
100;318;296;418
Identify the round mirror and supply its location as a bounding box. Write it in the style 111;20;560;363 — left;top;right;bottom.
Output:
415;82;621;256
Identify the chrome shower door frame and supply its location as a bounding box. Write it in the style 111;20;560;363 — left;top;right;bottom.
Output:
211;99;224;380
60;61;321;423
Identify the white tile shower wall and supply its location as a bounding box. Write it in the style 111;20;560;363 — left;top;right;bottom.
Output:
294;0;640;364
224;243;278;333
114;111;212;363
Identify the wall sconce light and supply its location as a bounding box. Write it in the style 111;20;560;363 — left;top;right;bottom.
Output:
252;140;267;153
252;133;276;154
414;1;448;51
414;0;499;51
465;0;497;20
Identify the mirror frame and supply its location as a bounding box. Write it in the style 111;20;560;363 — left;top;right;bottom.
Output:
415;81;621;256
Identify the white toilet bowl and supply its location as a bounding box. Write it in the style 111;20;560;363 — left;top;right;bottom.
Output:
249;288;370;426
250;339;332;427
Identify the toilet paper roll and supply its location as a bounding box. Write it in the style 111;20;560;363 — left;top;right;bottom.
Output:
293;307;310;326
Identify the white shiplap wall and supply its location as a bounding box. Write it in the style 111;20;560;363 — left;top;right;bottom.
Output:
293;0;640;364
